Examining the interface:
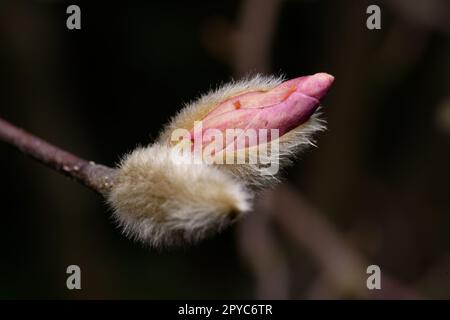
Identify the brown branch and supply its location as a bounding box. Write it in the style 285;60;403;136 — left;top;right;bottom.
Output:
0;117;117;195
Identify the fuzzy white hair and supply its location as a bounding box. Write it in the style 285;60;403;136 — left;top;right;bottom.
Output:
108;144;252;247
109;75;326;247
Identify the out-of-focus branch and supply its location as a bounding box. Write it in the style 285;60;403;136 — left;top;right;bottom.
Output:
270;184;422;299
271;184;366;297
0;117;116;195
237;192;290;299
233;0;284;77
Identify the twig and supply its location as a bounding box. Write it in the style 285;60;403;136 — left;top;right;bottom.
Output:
0;117;116;195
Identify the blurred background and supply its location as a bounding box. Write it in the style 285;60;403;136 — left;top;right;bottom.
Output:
0;0;449;299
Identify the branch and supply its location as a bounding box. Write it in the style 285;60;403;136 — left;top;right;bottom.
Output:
0;117;116;195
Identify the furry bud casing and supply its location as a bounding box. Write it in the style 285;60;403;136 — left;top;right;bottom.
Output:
108;74;334;247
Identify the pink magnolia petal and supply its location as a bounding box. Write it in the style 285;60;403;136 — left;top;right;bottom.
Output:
191;73;334;150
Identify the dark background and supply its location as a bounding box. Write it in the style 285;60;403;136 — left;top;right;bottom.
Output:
0;0;449;299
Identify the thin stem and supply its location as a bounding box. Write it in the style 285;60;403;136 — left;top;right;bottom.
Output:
0;117;116;195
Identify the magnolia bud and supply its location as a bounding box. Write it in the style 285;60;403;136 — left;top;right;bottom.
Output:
108;74;334;247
